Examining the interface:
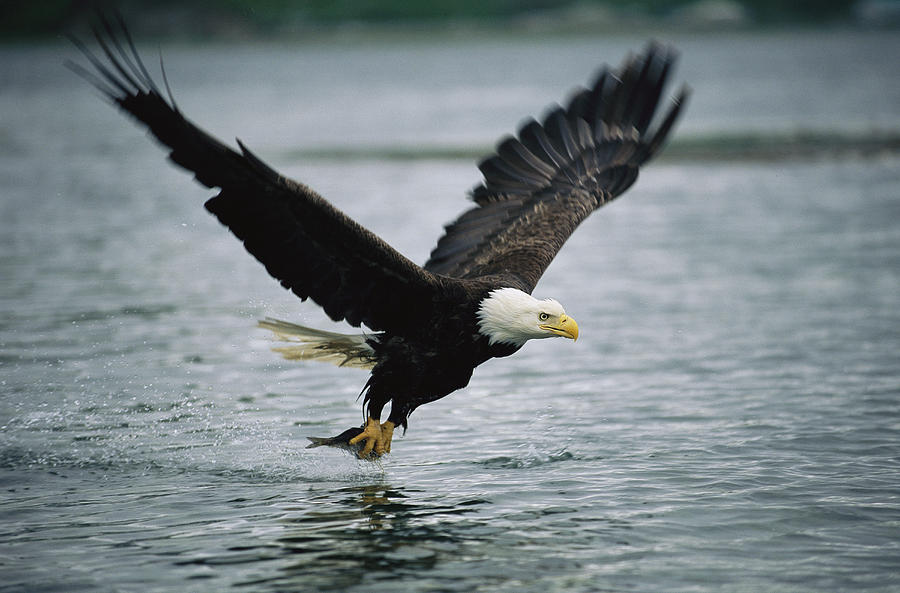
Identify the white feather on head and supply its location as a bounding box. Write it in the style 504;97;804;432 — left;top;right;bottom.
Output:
476;287;567;347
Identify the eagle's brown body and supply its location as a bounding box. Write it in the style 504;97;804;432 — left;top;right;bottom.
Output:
69;15;687;457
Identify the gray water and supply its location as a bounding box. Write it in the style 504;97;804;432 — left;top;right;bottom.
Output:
2;28;900;593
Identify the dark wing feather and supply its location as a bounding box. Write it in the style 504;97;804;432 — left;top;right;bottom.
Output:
69;15;440;335
425;43;689;291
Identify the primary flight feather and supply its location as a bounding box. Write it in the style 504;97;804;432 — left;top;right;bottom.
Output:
69;14;688;458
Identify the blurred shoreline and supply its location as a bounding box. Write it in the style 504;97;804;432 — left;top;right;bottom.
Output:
3;0;898;42
281;130;900;163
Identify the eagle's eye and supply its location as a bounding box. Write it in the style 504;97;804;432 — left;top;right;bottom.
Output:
539;312;550;321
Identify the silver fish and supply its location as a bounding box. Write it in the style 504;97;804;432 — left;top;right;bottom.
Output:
306;426;366;454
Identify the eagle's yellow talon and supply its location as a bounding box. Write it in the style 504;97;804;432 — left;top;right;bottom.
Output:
349;417;394;459
380;421;395;454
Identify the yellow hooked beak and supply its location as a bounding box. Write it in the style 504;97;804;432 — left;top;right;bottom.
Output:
540;314;579;341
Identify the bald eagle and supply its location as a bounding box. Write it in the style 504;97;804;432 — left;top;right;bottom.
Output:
69;15;688;459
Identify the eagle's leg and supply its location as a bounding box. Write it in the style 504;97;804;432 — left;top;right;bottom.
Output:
349;417;395;459
380;420;395;454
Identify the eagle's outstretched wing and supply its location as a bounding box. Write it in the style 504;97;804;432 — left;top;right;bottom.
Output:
424;44;689;292
68;14;440;335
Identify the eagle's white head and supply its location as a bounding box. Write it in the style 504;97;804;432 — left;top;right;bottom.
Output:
476;287;579;347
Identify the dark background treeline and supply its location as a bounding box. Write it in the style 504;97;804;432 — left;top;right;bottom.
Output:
1;0;880;40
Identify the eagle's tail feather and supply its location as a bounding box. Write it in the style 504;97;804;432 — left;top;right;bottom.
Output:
257;318;376;369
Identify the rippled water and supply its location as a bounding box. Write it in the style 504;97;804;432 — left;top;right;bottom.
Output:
2;29;900;592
